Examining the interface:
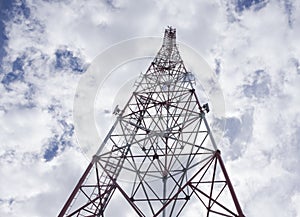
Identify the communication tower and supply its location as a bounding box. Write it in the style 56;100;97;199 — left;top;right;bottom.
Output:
58;27;245;217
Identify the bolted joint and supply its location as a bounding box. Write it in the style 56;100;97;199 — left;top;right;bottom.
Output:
153;153;159;160
92;155;100;162
200;111;206;118
130;196;135;202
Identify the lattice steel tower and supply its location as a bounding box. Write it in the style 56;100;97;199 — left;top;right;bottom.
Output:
58;27;245;217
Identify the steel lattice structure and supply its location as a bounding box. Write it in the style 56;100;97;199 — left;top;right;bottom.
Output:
58;27;245;217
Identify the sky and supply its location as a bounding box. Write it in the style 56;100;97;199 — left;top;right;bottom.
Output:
0;0;299;216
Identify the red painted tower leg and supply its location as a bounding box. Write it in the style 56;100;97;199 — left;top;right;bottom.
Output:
216;150;245;217
58;160;94;217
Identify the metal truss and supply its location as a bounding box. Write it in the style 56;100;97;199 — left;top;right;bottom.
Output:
58;27;245;217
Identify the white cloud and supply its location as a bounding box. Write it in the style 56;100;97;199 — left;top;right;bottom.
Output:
0;147;88;217
0;0;299;216
0;108;52;153
292;192;300;217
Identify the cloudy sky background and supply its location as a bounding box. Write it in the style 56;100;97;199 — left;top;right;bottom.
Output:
0;0;299;216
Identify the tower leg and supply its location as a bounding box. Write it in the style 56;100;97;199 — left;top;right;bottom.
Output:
58;161;94;217
216;150;245;217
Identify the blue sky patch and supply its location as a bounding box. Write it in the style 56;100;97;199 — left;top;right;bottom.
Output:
0;0;13;64
243;70;270;98
43;138;59;162
1;71;24;86
236;0;267;12
55;48;86;73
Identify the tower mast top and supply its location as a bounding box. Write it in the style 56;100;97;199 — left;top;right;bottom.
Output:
163;26;176;48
